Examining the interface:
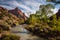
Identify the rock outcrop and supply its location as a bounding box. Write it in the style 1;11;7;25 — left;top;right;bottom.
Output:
8;7;27;20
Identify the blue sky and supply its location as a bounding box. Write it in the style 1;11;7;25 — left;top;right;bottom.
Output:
0;0;60;16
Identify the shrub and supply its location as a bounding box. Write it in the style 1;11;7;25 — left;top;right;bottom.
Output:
1;34;20;40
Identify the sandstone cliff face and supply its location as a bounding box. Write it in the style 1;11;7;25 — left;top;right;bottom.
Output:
8;7;27;20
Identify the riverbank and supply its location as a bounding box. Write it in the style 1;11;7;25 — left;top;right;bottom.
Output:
10;25;47;40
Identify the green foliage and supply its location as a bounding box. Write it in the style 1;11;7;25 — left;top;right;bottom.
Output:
26;4;54;24
25;3;60;39
18;19;24;24
1;34;20;40
46;0;51;2
46;0;56;2
56;17;60;31
26;14;40;25
40;4;54;16
46;0;60;4
0;21;10;31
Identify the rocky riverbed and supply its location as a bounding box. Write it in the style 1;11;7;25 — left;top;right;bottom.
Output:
10;25;47;40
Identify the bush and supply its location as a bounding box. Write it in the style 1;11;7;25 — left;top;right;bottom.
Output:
1;34;20;40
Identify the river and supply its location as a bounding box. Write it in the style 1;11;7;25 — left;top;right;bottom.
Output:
10;25;47;40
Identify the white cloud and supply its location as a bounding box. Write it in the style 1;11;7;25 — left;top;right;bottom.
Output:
8;1;33;12
0;0;42;13
0;5;14;10
0;0;59;16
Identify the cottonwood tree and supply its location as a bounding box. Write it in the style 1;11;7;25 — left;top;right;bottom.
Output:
46;0;60;5
36;4;54;22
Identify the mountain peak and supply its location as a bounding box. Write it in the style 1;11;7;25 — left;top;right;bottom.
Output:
15;7;19;11
8;7;27;20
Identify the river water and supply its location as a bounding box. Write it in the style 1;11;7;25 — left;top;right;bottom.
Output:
10;25;47;40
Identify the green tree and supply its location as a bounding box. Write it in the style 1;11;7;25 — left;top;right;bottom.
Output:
49;15;57;31
46;0;60;4
36;4;54;22
57;17;60;31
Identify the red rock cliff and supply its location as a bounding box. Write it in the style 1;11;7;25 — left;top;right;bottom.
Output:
8;7;27;20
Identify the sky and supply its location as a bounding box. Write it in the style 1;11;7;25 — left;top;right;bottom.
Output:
0;0;60;16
